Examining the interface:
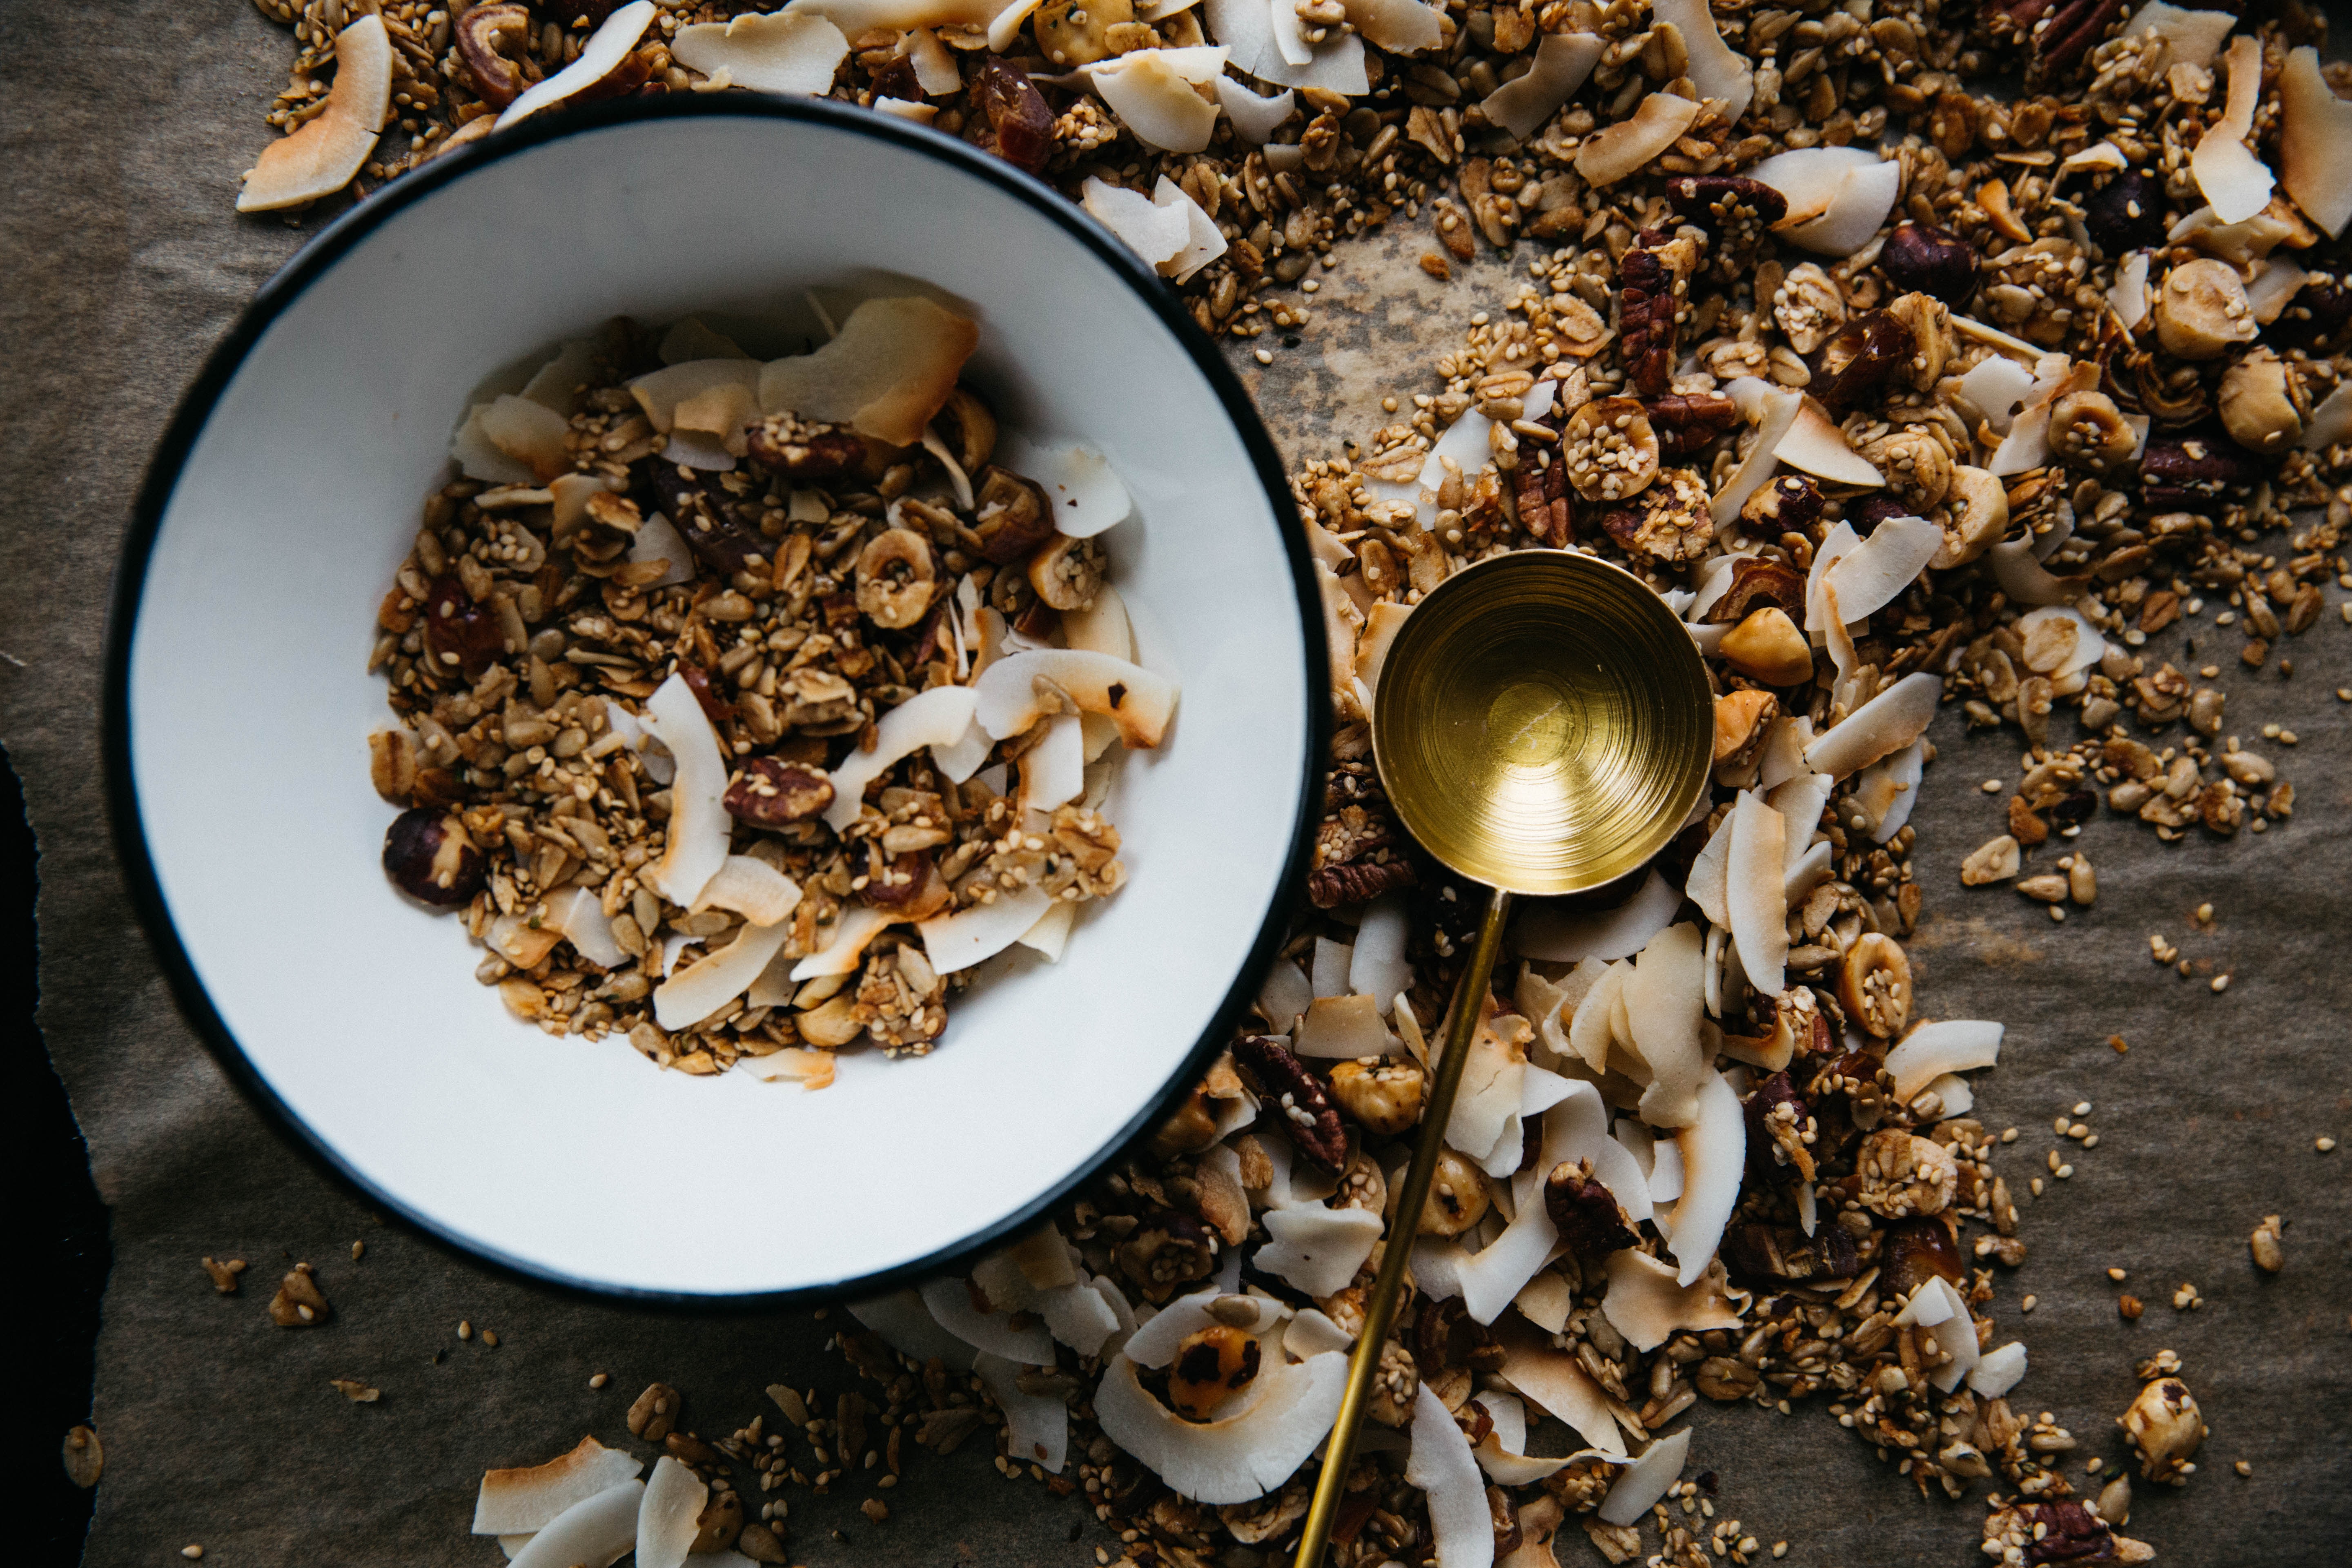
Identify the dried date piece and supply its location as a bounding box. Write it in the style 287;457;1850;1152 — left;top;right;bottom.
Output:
454;3;535;110
1880;1216;1966;1296
976;56;1052;174
421;573;508;677
1815;311;1915;411
2082;168;2168;255
1617;236;1677;397
1230;1035;1345;1172
1720;1222;1860;1284
2017;1500;2119;1564
1742;1071;1816;1184
647;466;768;575
724;758;835;826
746;413;864;479
1414;1296;1506;1375
1544;1159;1637;1260
1878;222;1977;307
2265;272;2352;353
2138;430;2261;509
1648;392;1738;456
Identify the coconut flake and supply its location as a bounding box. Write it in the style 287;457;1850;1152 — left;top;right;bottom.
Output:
1626;923;1707;1130
1095;1348;1346;1504
2278;45;2352;238
1293;993;1400;1059
1498;1318;1626;1455
825;686;981;831
1725;793;1788;999
673;10;849;94
846;1289;978;1370
998;436;1135;539
1090;50;1224;153
631;359;762;437
691;855;804;928
1257;959;1313;1031
1445;1002;1532;1167
523;339;601;414
1959;354;2041;435
1575;92;1699;187
1686;813;1733;930
2126;1;2235;69
635;1457;706;1568
919;1276;1056;1362
1149;176;1230;283
236;14;392;211
1124;1290;1286;1367
1969;1341;2028;1398
1853;737;1926;843
974;1351;1069;1472
2016;604;2108;679
1514;869;1681;964
1776;399;1884;487
1764;773;1831;875
2303;381;2352;450
1406;1382;1495;1568
758;296;980;448
1012;897;1075;962
1083;176;1190;265
477;394;573;483
1885;1019;2004;1102
1205;0;1370;92
1566;962;1624;1078
788;903;895;983
1602;1250;1742;1354
1653;0;1752;123
1018;713;1086;816
1665;1071;1745;1285
1822;515;1940;624
452;403;538;485
639;673;731;906
2245;256;2310;325
920;885;1054;975
1711;382;1804;528
476;1438;646;1536
627;513;696;588
1343;0;1442;52
1213;74;1297;141
1478;30;1604;140
1804;671;1941;780
502;2;658;126
543;887;625;969
1257;1204;1384;1297
1311;936;1354;998
505;1481;643;1568
2194;35;2275;224
1788;157;1902;256
1597;1428;1692;1527
1987;534;2081;605
654;918;793;1031
973;648;1178;746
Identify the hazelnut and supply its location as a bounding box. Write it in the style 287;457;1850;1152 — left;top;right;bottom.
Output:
1712;687;1778;766
1166;1324;1261;1419
2154;259;2257;360
853;528;938;629
1878;222;1978;307
2119;1377;2207;1485
2047;389;2140;471
1839;931;1912;1038
1718;607;1814;686
1544;1159;1637;1260
1032;0;1134;67
1326;1058;1426;1137
1773;262;1848;356
1417;1148;1492;1236
382;809;484;909
2082;169;2168;255
973;466;1055;563
1928;464;2009;569
2217;348;2308;454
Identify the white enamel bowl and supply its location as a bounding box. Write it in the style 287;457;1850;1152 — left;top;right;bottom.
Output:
110;98;1323;1303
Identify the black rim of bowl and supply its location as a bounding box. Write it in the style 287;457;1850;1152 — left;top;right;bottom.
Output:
102;92;1330;1311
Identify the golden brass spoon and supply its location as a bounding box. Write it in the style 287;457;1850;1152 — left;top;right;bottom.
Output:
1293;549;1713;1568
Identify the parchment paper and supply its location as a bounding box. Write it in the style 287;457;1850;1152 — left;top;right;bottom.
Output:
3;4;2345;1563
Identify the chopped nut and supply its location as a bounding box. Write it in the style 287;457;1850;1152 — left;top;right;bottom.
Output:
2249;1214;2284;1273
628;1382;681;1441
268;1269;330;1328
2119;1376;2207;1484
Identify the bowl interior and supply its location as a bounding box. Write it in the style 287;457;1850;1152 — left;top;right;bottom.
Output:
122;104;1315;1299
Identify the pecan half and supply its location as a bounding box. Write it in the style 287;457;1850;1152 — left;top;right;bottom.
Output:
1230;1035;1345;1172
1618;235;1677;397
724;758;835;826
1512;439;1571;545
1544;1159;1637;1260
2138;430;2263;509
1307;855;1415;909
976;56;1052;174
1648;392;1738;457
2019;1501;2118;1564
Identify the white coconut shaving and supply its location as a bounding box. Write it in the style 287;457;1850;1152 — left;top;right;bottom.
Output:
1665;1070;1746;1285
1407;1382;1496;1568
2280;45;2352;238
1256;1204;1383;1297
671;10;849;94
1804;671;1942;780
973;648;1177;746
2193;34;2275;225
634;1457;706;1568
1477;31;1604;140
504;1480;643;1568
1969;1341;2029;1398
1885;1018;2004;1102
1821;515;1940;624
1627;922;1707;1129
919;885;1054;975
1514;867;1681;963
1726;792;1788;998
919;1276;1056;1363
475;1437;645;1536
1652;0;1752;122
1711;381;1804;527
976;1351;1069;1472
1093;1349;1347;1505
1257;958;1313;1031
1204;0;1370;92
1292;993;1400;1058
847;1289;978;1371
690;855;803;928
1497;1319;1626;1456
1349;892;1412;1006
637;673;731;906
824;684;980;831
1853;738;1927;843
788;903;894;982
653;918;794;1031
1597;1427;1691;1527
1603;1250;1744;1353
501;2;658;125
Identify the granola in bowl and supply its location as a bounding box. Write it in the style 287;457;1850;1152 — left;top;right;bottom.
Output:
367;295;1178;1083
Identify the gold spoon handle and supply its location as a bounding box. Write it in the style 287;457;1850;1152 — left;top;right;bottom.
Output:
1292;885;1514;1568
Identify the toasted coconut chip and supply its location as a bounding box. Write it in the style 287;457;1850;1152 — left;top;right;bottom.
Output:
615;512;693;588
919;1276;1055;1362
1575;92;1699;188
1956;354;2039;434
1665;1071;1745;1285
630;359;762;435
543;887;624;969
849;1288;978;1370
1646;1138;1686;1202
236;14;391;211
825;686;980;830
735;1046;835;1087
1151;175;1230;284
1410;1236;1472;1301
2103;248;2154;331
974;648;1177;747
661;430;737;471
1259;1203;1384;1298
635;1457;706;1568
2016;604;2108;679
1919;1070;1974;1118
1311;936;1354;997
1686;813;1733;930
1284;1307;1353;1359
1597;1427;1691;1527
920;884;1053;975
1764;773;1831;877
1084;176;1189;266
1062;583;1133;661
1343;0;1443;54
1726;793;1788;999
654;918;793;1031
1711;380;1804;527
1471;1393;1584;1486
1017;897;1078;961
1886;1018;2003;1103
1040;1277;1123;1356
1757;717;1815;791
691;855;803;928
759;296;980;448
1896;1275;1980;1391
1514;1269;1575;1334
452;403;538;485
522;339;600;414
1348;892;1411;1008
974;1351;1069;1472
870;96;938;121
1969;1341;2028;1398
1406;1382;1495;1568
788;902;895;983
1854;737;1926;844
1821;514;1939;625
1804;671;1941;780
1514;868;1681;964
1444;1000;1531;1166
1458;1187;1558;1325
1802;520;1861;640
1292;993;1399;1059
501;2;657;125
1987;534;2083;605
1566;961;1625;1077
506;1480;642;1568
1786;158;1901;256
478;394;573;483
901;25;961;94
1214;74;1297;142
1096;1347;1347;1503
1090;51;1225;153
476;1437;646;1536
2126;0;2234;69
1653;0;1752;122
1476;30;1603;138
1010;1224;1080;1291
1204;0;1370;93
2245;257;2310;325
2279;46;2352;238
488;913;563;969
673;379;760;456
998;434;1135;538
1018;713;1086;816
673;10;848;94
931;714;993;786
657;318;750;365
1627;922;1707;1130
1776;398;1884;486
2193;35;2274;224
1498;1317;1626;1456
1544;1078;1653;1225
1125;1290;1285;1368
639;673;731;905
1603;1250;1742;1355
2303;381;2352;450
1256;958;1313;1031
1750;145;1879;223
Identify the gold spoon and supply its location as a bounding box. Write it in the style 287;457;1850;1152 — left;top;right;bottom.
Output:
1292;548;1713;1568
